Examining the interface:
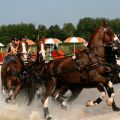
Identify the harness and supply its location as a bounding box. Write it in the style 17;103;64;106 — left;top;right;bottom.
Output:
73;48;106;72
71;44;120;84
3;54;17;63
56;45;113;77
9;42;19;53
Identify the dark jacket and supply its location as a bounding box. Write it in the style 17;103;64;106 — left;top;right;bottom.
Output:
105;45;119;64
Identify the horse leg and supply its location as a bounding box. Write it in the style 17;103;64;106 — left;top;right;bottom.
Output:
105;81;115;106
67;85;83;103
1;80;6;96
57;85;83;103
42;77;56;120
86;73;115;107
2;86;6;96
36;85;45;99
86;83;106;107
105;85;120;111
52;84;83;109
52;86;68;110
5;78;14;103
13;78;22;100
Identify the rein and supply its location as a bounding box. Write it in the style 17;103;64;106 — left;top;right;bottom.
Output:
73;41;120;74
74;50;103;72
72;44;114;72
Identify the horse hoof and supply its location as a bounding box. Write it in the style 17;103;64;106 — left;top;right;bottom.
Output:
5;98;9;103
5;97;12;103
11;99;16;104
2;90;6;96
86;100;94;107
47;117;52;120
106;99;113;106
37;94;41;99
113;107;120;112
61;105;67;110
112;105;120;112
46;115;52;120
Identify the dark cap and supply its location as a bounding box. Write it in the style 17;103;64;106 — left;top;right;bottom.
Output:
12;36;17;41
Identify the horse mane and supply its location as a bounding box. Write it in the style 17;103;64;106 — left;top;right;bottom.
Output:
87;27;100;48
88;20;109;48
101;19;108;27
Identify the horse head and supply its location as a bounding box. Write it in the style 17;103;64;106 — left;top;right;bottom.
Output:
99;22;120;58
36;39;47;62
17;40;29;61
87;22;118;59
99;20;119;44
88;27;115;47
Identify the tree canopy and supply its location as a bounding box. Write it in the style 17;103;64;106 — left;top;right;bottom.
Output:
0;17;120;46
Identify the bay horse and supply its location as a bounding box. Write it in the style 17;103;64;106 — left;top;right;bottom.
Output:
26;39;48;103
56;35;120;110
41;26;120;120
56;35;120;99
1;40;29;103
27;25;120;120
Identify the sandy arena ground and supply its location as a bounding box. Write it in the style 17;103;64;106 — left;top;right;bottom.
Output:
0;65;120;120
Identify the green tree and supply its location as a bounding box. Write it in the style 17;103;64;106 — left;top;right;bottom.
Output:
0;25;11;45
109;18;120;34
46;25;65;41
76;17;97;41
63;23;76;37
37;24;47;39
16;23;36;40
76;17;110;41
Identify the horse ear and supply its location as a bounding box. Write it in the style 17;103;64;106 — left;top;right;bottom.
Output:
101;19;108;28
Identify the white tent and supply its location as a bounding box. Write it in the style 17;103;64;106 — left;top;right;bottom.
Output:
0;43;4;52
0;43;4;47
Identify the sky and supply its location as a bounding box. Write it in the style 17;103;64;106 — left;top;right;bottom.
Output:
0;0;120;28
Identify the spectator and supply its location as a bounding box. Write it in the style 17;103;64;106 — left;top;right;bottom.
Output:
54;44;58;51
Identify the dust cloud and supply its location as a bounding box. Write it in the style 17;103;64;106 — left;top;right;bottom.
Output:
0;66;120;120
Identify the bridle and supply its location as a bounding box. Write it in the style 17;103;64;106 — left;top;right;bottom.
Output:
16;41;29;62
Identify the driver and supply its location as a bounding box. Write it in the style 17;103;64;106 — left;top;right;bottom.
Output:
105;42;120;83
105;44;120;64
7;36;20;54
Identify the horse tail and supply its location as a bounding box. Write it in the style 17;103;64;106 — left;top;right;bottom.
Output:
1;62;10;88
27;78;36;105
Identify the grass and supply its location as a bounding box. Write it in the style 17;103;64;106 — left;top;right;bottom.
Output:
0;43;85;61
46;43;84;60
